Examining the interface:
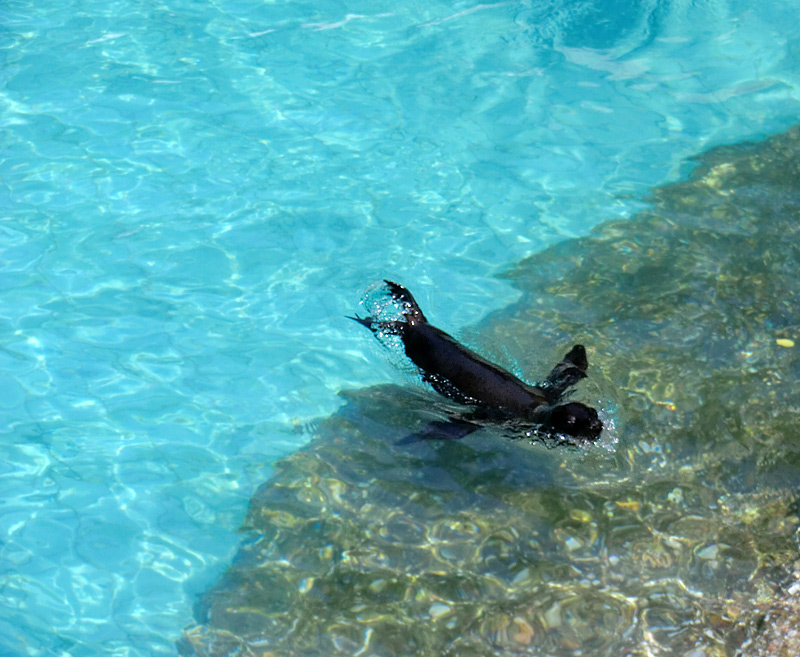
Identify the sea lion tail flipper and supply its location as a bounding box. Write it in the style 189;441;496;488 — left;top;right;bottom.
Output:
541;344;589;402
384;280;427;324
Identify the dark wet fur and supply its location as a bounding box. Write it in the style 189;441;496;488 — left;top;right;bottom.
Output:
350;281;602;442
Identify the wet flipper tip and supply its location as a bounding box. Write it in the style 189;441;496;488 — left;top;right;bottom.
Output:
347;314;369;324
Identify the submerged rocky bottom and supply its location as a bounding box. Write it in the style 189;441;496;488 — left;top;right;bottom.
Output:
180;126;800;657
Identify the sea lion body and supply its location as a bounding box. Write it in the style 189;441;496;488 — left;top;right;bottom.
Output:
398;320;549;414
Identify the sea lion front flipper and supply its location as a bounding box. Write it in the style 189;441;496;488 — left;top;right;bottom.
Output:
541;344;589;403
396;417;481;445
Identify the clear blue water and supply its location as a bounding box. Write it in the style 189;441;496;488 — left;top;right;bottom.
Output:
1;0;799;655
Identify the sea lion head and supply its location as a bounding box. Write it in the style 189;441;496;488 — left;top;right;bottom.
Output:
541;402;602;441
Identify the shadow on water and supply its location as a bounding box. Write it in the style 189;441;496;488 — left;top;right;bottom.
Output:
180;127;800;657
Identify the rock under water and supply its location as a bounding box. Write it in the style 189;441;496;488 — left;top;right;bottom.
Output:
180;126;800;657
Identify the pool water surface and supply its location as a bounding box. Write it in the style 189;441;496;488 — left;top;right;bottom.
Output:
2;0;800;655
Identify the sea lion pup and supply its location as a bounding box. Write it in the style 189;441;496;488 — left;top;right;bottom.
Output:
350;280;602;442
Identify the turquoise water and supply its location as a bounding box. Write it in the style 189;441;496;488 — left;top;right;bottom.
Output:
1;0;800;655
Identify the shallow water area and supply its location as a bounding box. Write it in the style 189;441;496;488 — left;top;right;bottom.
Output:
3;0;800;655
182;126;800;657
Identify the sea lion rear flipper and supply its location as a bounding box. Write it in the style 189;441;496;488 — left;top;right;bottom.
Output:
396;417;481;445
348;315;374;330
384;280;427;324
348;315;406;336
541;344;589;403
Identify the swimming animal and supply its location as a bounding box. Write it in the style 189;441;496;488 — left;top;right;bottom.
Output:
350;281;602;442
